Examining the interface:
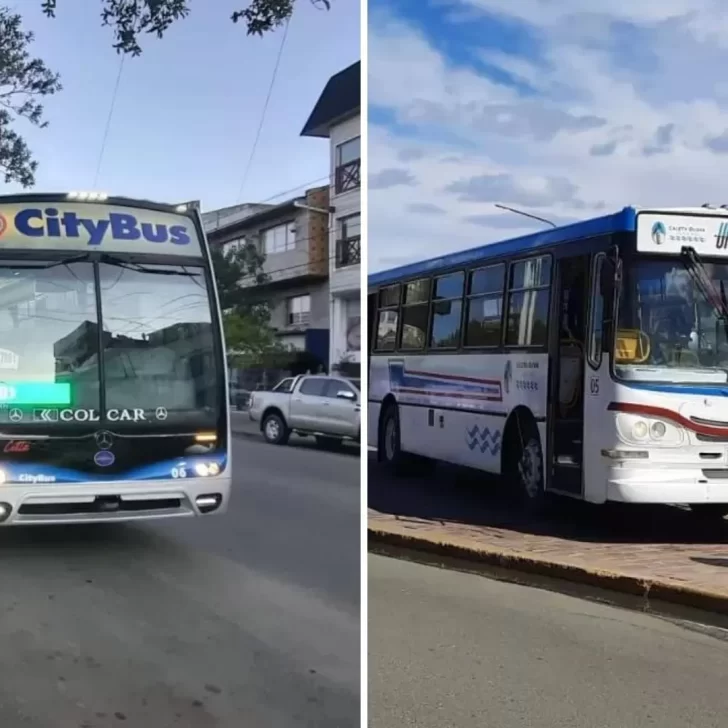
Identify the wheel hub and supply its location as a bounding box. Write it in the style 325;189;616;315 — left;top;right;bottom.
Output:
265;419;280;440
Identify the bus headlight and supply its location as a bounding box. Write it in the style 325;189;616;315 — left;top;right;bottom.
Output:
194;462;221;477
632;420;649;439
650;421;667;439
616;413;683;447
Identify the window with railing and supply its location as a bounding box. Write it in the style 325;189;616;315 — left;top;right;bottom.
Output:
287;294;311;325
335;136;361;194
336;213;361;268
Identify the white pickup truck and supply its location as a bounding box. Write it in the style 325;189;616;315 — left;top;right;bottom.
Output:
248;374;361;447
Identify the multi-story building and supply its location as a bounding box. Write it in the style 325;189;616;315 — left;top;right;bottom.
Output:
203;186;331;380
301;61;361;377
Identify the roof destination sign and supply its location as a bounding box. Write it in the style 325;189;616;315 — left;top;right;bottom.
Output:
0;201;203;256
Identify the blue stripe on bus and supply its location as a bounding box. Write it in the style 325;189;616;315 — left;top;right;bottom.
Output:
1;451;228;484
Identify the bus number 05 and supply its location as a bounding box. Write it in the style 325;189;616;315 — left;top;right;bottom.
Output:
171;467;188;479
589;377;599;395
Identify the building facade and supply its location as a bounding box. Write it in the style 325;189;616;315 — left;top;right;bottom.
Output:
301;61;361;377
203;186;331;380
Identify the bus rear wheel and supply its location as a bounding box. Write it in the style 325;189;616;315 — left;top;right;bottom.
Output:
505;419;547;512
378;403;431;475
379;403;402;468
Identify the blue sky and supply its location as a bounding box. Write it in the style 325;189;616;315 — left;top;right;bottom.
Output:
5;1;359;211
368;0;728;271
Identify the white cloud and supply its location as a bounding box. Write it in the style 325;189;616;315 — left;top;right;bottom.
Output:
368;1;728;272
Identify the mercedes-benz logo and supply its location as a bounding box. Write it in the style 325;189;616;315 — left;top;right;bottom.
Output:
8;408;22;422
155;407;168;421
95;430;113;450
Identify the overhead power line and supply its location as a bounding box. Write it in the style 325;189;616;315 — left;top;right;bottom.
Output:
236;18;291;204
93;55;125;189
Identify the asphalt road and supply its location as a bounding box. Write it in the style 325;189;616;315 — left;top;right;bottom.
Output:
369;554;728;728
0;429;360;727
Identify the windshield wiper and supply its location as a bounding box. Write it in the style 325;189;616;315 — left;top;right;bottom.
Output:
681;247;728;318
681;246;728;346
0;253;92;270
0;252;200;277
98;253;200;277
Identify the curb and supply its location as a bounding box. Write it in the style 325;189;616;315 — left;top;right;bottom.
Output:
368;526;728;618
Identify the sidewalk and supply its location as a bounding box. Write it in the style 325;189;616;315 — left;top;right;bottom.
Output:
368;460;728;615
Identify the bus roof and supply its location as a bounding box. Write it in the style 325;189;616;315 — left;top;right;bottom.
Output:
369;204;728;289
369;206;638;289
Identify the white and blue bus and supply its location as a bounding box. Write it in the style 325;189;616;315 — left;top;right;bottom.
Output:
368;206;728;517
0;192;230;524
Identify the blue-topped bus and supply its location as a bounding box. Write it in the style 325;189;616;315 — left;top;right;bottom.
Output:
368;206;728;517
0;192;230;524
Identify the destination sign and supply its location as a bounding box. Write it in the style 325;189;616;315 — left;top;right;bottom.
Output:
0;201;202;256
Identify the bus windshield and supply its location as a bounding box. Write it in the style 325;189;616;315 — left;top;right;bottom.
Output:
0;259;219;427
615;255;728;384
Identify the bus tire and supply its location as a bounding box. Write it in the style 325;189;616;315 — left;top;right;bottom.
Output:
378;402;430;474
378;402;402;468
505;415;547;512
262;411;290;445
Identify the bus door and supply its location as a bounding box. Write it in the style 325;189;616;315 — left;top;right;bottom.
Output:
548;254;590;496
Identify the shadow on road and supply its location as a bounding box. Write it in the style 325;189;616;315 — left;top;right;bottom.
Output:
0;521;164;556
368;454;728;546
234;428;360;457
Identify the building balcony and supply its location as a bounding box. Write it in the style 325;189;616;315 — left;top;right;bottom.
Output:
335;159;361;195
335;236;361;268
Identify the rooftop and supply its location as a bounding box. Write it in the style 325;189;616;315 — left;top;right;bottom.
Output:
301;61;361;138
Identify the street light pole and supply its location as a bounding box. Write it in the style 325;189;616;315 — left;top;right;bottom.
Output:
494;203;557;228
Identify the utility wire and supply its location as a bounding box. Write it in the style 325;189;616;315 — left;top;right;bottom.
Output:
93;55;125;189
257;174;331;204
235;18;291;204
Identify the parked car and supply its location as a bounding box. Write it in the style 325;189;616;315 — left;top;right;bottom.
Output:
248;374;360;447
229;385;250;410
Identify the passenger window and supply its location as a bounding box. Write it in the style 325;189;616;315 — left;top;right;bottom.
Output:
375;310;398;350
505;256;551;347
430;272;464;349
374;285;400;351
465;264;504;347
400;278;430;350
379;285;400;308
298;378;328;396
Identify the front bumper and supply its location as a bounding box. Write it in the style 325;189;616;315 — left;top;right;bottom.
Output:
0;475;231;525
607;464;728;504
